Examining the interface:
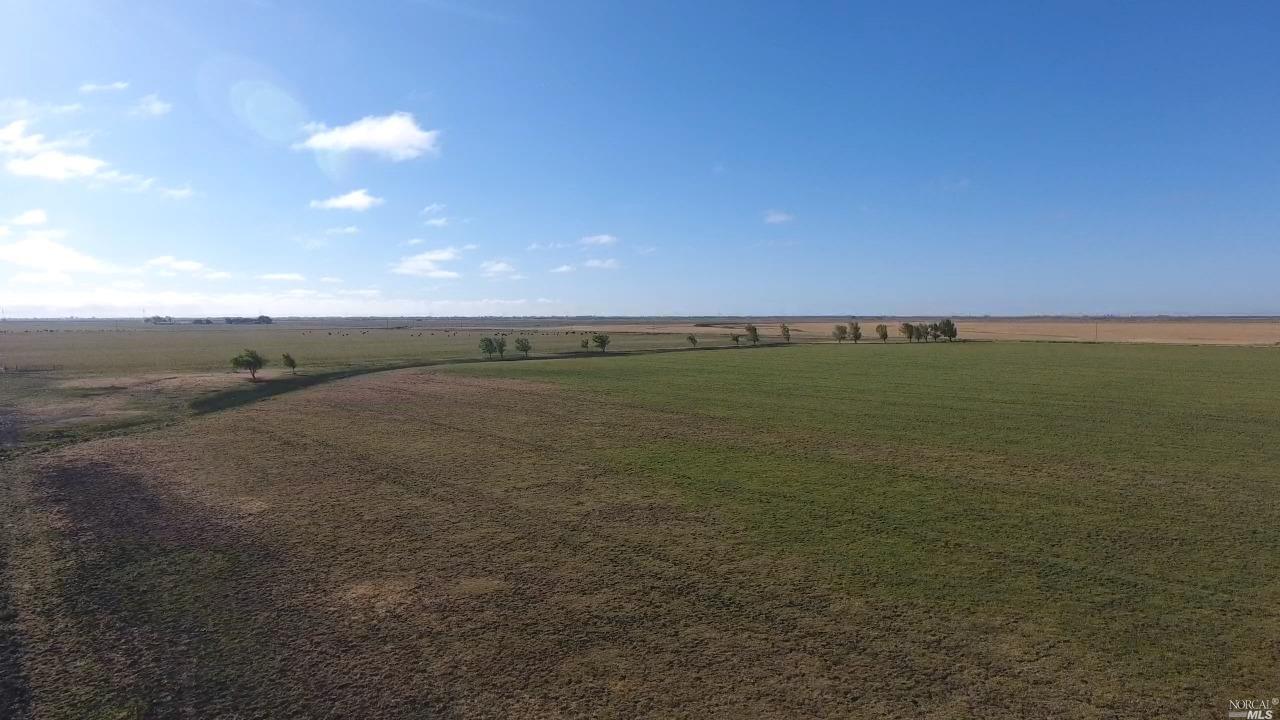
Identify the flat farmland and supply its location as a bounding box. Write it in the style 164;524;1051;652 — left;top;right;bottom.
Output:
2;342;1277;718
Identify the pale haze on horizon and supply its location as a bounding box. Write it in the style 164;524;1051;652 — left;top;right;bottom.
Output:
1;1;1277;318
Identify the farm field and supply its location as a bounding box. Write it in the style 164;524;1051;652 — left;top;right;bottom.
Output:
2;341;1277;718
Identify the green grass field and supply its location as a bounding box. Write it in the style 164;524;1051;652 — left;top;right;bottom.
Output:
450;342;1280;703
2;339;1277;717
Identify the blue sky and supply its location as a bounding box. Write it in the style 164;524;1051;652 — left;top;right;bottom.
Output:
1;1;1277;317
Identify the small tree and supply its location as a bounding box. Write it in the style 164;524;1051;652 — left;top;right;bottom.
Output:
281;352;297;374
494;335;507;358
686;334;698;346
850;321;862;343
515;337;531;358
832;324;848;343
744;323;760;345
914;323;928;342
779;323;791;343
939;318;958;341
591;332;611;352
479;336;497;359
928;323;941;342
876;324;889;343
230;348;266;380
580;338;590;350
730;333;742;346
899;322;914;342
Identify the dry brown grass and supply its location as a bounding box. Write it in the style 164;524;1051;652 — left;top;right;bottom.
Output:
2;369;1136;719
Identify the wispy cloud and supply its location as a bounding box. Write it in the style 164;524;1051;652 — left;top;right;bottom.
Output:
764;209;793;224
391;246;464;278
11;209;46;226
309;188;384;211
320;276;343;283
480;260;523;279
258;272;305;282
527;241;568;251
79;81;129;94
420;202;446;215
580;234;618;246
131;94;172;117
0;119;173;193
583;258;620;270
325;226;360;235
296;112;439;161
549;264;574;273
145;255;205;272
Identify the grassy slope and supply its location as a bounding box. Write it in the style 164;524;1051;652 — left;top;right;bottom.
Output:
449;342;1280;701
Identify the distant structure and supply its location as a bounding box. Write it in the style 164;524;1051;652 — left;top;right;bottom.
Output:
224;315;274;325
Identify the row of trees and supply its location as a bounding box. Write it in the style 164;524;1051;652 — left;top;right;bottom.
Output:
479;332;612;360
898;318;958;342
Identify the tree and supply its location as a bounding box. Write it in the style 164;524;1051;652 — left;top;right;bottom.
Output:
730;333;742;346
899;322;914;342
939;317;958;341
876;324;889;343
479;336;497;359
230;348;266;380
832;324;848;343
914;323;929;342
850;321;862;343
494;335;507;359
592;332;611;352
686;334;698;346
779;323;791;343
515;337;531;358
928;323;942;342
744;323;760;345
580;338;590;350
281;352;297;374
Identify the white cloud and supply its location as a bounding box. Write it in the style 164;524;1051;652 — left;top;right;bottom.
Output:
258;272;305;282
527;241;568;251
424;217;450;227
583;258;620;270
580;234;618;246
0;99;83;120
0;235;114;274
337;288;380;297
145;255;205;272
131;94;172;117
320;276;343;283
549;264;574;273
7;150;106;180
421;202;445;215
0;226;8;237
404;238;424;246
309;188;384;211
79;81;129;94
159;185;194;199
12;209;46;226
480;260;518;277
296;112;439;161
764;210;793;224
204;271;232;280
325;226;359;235
391;246;463;278
0;120;171;192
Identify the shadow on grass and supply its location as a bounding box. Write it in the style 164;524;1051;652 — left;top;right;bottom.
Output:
189;342;795;416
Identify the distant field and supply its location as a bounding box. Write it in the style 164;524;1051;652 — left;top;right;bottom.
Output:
2;342;1277;717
